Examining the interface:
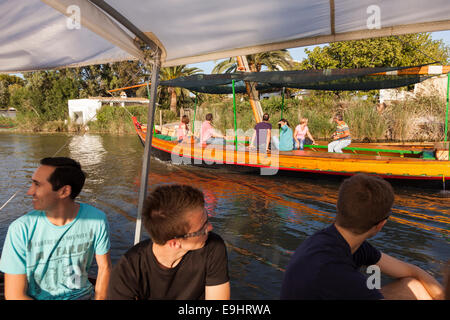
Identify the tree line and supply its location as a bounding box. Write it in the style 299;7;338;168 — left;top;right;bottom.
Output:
0;33;448;125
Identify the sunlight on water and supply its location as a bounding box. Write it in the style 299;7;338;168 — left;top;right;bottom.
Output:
0;132;449;299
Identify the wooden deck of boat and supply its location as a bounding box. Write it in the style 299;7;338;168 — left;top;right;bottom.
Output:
165;140;433;162
133;117;450;181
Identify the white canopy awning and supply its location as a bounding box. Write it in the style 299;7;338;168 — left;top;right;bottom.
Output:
1;0;449;73
1;0;449;244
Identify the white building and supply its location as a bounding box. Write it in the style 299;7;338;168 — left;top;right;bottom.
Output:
380;73;448;104
68;96;149;125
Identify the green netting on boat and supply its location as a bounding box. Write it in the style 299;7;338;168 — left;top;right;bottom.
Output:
159;65;433;94
153;133;177;141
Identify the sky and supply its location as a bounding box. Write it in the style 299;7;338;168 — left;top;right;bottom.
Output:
188;30;450;74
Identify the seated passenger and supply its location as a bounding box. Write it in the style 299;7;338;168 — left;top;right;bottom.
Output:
294;118;316;150
200;113;226;146
251;113;272;152
281;173;444;300
108;184;230;300
0;157;111;300
278;119;293;152
177;115;190;143
328;114;351;153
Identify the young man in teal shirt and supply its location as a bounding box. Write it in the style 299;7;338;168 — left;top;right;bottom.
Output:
278;119;294;151
0;157;111;300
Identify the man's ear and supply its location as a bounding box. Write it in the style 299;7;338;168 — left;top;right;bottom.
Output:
374;219;387;232
167;239;181;249
58;185;72;200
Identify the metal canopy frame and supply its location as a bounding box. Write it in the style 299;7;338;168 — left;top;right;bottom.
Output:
11;0;448;244
87;0;163;244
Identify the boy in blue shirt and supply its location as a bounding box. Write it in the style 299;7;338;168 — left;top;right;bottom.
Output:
0;157;111;300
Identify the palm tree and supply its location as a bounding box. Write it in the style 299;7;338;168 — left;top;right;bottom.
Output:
159;65;202;113
212;50;294;73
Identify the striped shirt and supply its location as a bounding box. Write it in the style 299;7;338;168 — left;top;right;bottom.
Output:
335;122;351;140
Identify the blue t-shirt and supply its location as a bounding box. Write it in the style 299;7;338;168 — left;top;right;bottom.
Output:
280;224;383;300
0;203;110;300
279;125;293;151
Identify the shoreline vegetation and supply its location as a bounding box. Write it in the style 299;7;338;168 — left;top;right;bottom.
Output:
1;93;448;143
1;33;448;143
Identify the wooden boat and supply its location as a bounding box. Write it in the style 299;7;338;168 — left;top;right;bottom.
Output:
132;117;450;187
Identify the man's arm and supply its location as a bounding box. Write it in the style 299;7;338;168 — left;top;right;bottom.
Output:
266;129;271;151
94;252;112;300
377;252;444;300
306;130;316;144
205;281;230;300
4;274;33;300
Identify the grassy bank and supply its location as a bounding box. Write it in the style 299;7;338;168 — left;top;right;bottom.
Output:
6;94;449;142
193;93;448;142
0;116;16;128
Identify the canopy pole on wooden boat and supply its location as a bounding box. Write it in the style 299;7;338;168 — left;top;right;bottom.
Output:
134;49;161;245
445;72;449;143
236;56;263;123
145;82;157;134
192;94;197;134
281;87;285;119
232;80;238;150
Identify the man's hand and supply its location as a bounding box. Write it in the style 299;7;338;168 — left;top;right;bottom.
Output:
377;253;444;300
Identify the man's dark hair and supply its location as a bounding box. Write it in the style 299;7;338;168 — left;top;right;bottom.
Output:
143;184;205;245
262;113;270;121
181;115;190;125
40;157;86;200
336;173;394;234
205;113;213;121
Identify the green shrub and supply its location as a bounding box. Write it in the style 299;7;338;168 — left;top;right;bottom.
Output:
0;116;16;127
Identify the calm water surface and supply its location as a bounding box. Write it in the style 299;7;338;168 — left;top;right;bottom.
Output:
0;132;449;299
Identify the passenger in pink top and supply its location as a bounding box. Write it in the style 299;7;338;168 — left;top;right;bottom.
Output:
294;118;316;150
177;115;190;142
200;113;225;145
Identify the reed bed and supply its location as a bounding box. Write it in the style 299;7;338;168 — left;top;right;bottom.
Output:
6;93;448;142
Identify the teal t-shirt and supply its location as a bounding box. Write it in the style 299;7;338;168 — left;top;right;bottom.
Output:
279;125;294;151
0;203;110;300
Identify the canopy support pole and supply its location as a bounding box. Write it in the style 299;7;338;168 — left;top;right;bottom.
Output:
445;72;449;142
134;50;161;245
192;94;197;134
232;80;238;150
146;82;157;134
236;56;263;123
281;87;285;119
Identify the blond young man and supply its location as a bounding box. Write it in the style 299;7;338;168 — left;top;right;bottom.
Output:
108;184;230;300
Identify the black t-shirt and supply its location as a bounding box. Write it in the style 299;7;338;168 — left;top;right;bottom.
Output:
254;122;272;148
280;224;383;300
108;232;229;300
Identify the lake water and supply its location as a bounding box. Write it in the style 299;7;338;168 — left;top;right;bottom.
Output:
0;132;449;299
